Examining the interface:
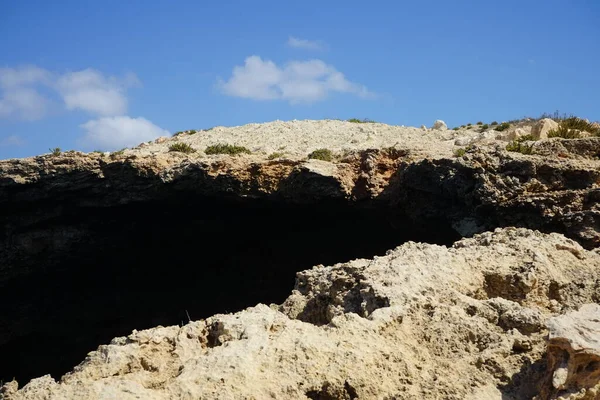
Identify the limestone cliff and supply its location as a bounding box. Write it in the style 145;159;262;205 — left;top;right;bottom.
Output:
0;120;599;399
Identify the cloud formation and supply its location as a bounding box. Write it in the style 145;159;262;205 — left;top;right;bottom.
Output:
0;66;139;120
0;87;50;120
0;135;25;147
56;69;139;116
287;36;326;51
219;56;373;104
79;116;169;150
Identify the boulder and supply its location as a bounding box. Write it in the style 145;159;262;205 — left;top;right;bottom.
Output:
431;120;448;130
497;127;528;141
536;303;600;399
531;118;559;140
454;137;470;146
421;125;428;131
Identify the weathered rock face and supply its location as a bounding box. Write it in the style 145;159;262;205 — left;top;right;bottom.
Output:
2;228;600;399
537;304;600;399
0;120;599;399
532;118;560;140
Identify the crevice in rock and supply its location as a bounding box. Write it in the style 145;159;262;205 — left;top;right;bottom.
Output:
0;194;461;384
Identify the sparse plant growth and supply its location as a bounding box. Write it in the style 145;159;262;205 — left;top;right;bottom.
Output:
454;148;466;157
267;152;285;160
347;118;375;123
466;123;472;127
169;143;196;153
476;121;483;125
92;150;104;155
109;149;126;160
453;127;460;131
460;125;465;128
538;110;571;122
494;122;510;132
490;121;498;125
506;135;534;154
308;148;333;161
479;124;489;131
49;147;61;156
547;116;600;138
205;144;251;155
173;129;199;137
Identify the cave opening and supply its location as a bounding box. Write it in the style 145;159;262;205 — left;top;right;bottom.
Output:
0;195;461;384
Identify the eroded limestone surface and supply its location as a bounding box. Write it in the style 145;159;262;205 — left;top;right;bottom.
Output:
2;228;599;399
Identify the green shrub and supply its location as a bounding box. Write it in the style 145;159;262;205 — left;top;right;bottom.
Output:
49;147;61;156
267;152;285;160
494;122;510;132
480;124;489;131
454;148;466;157
460;125;466;128
476;121;483;125
347;118;375;123
205;144;251;155
490;121;498;125
506;141;533;154
550;117;600;137
308;148;333;161
452;127;460;131
466;123;472;127
506;135;534;154
169;143;195;153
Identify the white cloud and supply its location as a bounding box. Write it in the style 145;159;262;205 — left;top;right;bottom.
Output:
0;87;50;120
56;69;139;116
79;116;169;150
0;66;52;88
0;66;53;120
219;56;373;104
0;135;25;147
287;37;326;51
0;66;140;120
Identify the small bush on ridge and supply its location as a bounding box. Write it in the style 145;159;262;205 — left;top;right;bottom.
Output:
169;143;195;153
308;148;333;161
205;144;251;155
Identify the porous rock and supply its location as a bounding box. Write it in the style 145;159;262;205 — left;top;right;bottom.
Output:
3;228;600;399
536;304;600;400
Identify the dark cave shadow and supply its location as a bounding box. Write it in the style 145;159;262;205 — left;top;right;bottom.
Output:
0;196;461;384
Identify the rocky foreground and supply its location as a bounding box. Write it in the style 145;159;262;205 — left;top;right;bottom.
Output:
1;119;599;399
2;228;600;399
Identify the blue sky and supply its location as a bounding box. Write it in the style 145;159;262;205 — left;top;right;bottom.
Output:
1;0;599;159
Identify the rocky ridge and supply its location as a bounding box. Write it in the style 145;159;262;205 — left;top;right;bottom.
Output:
1;118;599;399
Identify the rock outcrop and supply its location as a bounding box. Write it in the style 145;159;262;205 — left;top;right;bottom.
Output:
537;304;600;399
431;119;448;130
532;118;560;140
0;119;599;399
2;228;600;399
